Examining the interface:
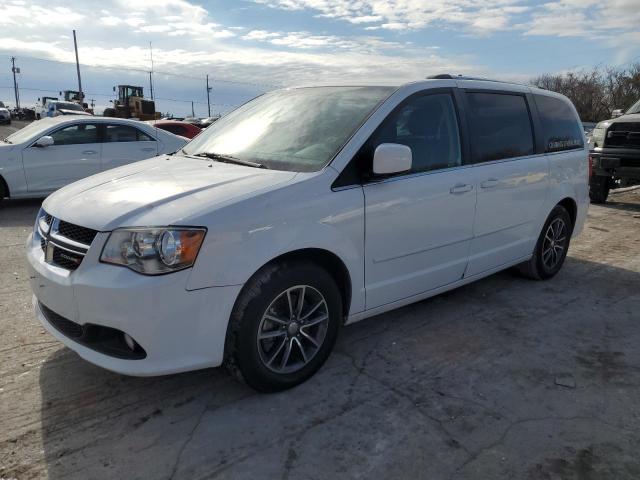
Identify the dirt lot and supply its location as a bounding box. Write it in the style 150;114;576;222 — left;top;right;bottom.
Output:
1;125;639;478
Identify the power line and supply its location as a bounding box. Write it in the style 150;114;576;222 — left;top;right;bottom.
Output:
0;85;238;107
0;53;282;89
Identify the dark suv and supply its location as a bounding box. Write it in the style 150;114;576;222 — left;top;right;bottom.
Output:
589;99;640;203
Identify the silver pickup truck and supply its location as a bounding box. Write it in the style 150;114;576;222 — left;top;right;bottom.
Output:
589;99;640;203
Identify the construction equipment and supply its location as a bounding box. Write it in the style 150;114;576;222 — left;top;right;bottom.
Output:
60;90;83;103
59;90;92;114
103;85;160;120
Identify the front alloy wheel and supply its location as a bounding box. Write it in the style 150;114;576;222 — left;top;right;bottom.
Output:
257;285;329;374
225;261;342;392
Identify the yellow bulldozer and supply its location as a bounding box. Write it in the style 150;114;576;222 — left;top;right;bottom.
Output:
103;85;160;120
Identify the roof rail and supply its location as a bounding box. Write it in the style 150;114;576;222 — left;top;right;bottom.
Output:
426;74;528;87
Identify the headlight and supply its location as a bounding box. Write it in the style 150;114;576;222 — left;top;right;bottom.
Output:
100;227;206;275
591;127;605;147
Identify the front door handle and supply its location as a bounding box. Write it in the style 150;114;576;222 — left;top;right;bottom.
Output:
81;150;97;154
450;183;474;194
480;178;500;189
141;147;155;152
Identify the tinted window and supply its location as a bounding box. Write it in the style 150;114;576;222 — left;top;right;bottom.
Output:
50;124;98;145
368;93;462;173
105;125;154;142
467;93;534;162
534;95;584;152
160;124;184;136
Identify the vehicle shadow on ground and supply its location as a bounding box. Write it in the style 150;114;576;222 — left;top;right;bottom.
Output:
602;198;640;213
0;199;42;228
36;257;640;480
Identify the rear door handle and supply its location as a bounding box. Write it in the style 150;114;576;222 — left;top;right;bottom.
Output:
480;178;500;189
450;183;474;194
81;150;97;154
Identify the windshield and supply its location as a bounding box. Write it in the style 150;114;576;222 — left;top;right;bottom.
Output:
182;86;395;172
58;102;83;111
627;99;640;115
4;120;54;144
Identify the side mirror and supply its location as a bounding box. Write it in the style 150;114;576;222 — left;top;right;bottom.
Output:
373;143;412;176
611;109;624;118
34;136;54;148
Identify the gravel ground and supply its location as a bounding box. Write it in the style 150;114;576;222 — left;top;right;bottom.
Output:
0;123;639;479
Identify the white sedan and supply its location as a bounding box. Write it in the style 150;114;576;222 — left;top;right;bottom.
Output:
0;116;187;200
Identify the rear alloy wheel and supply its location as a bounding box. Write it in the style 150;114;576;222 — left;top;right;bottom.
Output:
225;261;341;392
589;175;610;204
518;205;573;280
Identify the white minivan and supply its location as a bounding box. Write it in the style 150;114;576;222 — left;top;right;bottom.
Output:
26;77;589;391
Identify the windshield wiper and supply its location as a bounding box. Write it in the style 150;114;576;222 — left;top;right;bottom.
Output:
194;152;265;169
2;138;11;144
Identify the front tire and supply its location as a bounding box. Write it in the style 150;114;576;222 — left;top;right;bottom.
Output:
589;175;610;204
225;261;342;392
518;205;573;280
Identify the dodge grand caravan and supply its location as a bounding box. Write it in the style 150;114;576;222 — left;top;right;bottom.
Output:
26;77;589;391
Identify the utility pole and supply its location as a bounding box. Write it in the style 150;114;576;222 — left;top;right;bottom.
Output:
149;42;155;101
72;30;84;104
206;74;212;117
10;57;20;109
191;101;195;117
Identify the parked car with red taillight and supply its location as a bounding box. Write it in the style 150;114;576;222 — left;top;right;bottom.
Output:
146;120;202;139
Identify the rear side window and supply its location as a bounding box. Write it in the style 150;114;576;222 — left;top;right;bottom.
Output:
104;125;154;143
534;95;584;152
159;124;184;136
466;92;534;163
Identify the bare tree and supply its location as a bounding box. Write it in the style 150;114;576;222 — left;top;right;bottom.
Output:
531;64;640;122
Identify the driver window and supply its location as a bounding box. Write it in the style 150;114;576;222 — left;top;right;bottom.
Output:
50;124;98;146
369;93;462;174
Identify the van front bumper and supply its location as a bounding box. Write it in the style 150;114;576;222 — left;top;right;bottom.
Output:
26;232;242;376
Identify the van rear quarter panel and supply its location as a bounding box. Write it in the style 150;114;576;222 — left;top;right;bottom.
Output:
532;89;589;237
546;147;589;235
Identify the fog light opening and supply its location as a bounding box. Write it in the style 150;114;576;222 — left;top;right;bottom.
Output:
124;333;136;351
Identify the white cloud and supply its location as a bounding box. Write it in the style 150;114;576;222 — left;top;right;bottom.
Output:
524;0;640;39
252;0;531;35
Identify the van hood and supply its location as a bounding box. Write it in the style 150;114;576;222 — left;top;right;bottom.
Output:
43;155;298;231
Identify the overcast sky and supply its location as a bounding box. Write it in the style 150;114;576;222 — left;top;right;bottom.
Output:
1;0;639;116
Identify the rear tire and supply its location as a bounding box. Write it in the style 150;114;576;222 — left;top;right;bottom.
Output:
0;178;7;203
225;261;342;392
589;175;610;204
518;205;573;280
103;107;116;117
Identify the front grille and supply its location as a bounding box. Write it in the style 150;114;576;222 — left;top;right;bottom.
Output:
605;123;640;149
52;247;84;270
39;302;147;360
40;303;83;338
38;212;98;272
57;220;98;246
